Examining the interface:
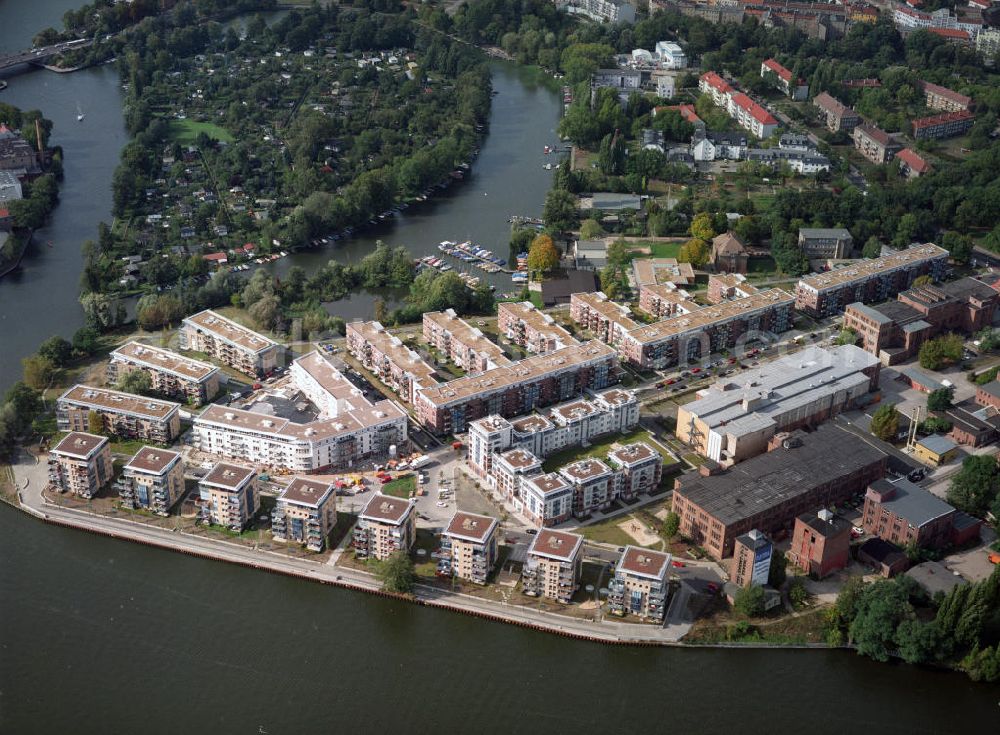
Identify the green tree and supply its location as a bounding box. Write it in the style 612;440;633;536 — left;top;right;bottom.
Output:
72;327;101;355
768;553;787;589
662;511;680;540
37;336;73;367
116;369;153;396
927;387;954;412
678;238;709;267
375;551;416;593
527;234;560;275
912;274;933;287
849;578;917;662
862;237;882;259
689;212;716;242
543;188;578;232
22;354;56;390
870;403;899;442
946;455;1000;516
249;293;281;332
788;577;810;608
87;410;104;435
580;219;603;240
733;584;766;617
835;328;859;346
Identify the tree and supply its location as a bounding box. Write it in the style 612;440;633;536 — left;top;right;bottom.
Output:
862;237;882;259
580;219;603;240
927;387;954;412
835;328;859;346
733;584;766;617
941;231;973;265
946;455;1000;516
116;369;153;396
788;577;810;608
37;335;73;367
678;238;709;267
249;294;281;332
689;212;716;242
22;354;56;390
919;334;964;370
87;410;104;435
662;511;680;540
374;551;415;593
870;403;899;442
3;382;41;436
527;234;559;275
72;326;101;355
597;131;626;175
543;188;578;231
768;553;787;589
912;275;933;287
849;578;917;662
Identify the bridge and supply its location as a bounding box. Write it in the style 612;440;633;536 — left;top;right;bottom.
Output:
0;39;93;73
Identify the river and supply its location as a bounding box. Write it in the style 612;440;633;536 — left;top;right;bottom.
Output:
1;2;998;732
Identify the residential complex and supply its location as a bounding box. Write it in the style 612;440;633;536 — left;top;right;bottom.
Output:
47;432;113;499
863;478;981;550
639;283;697;319
698;71;778;138
672;425;887;559
919;80;972;112
676;345;880;464
443;511;499;584
522;529;584;603
853;123;898;164
108;341;220;406
730;529;772;588
497;301;576;354
760;58;807;100
271;477;338;552
466;387;640;478
193;351;407;473
56;385;181;443
423;309;511;374
198;462;259;530
631;257;696;288
608;546;670;622
912;110;975;141
797;228;853;260
570;291;639;345
353;493;416;561
565;0;636;25
116;446;185;514
843;277;998;365
346;320;437;405
787;509;851;578
707;273;757;304
794;243;949;318
413;340;618;435
179;309;281;378
812;92;860;133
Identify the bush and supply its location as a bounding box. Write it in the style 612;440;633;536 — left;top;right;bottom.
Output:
733;584;766;617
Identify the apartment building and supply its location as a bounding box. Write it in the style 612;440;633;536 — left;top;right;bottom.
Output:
639;283;697;319
730;529;773;588
797;227;853;259
194;351;406;473
57;385;181;443
443;511;499;585
179;309;281;378
560;457;615;516
919;80;972;112
590;68;642;105
353;493;416;561
711;232;750;274
912;110;975;140
655;41;687;69
414;340;618;435
862;478;975;550
492;447;545;502
198;463;258;530
631;258;696;288
116;446;185;514
672;424;887;559
570;292;639;345
346;320;437;405
794;243;949;318
466;388;640;477
522;529;584;603
812;91;860;133
108;341;220;406
760;58;808;100
568;0;637;25
706;273;758;304
676;345;880;464
608;546;670;622
521;473;575;527
423;309;511;374
787;509;851;578
608;442;664;499
617;289;795;370
896;147;932;178
271;477;337;552
726;92;779;139
47;432;113;499
853;123;899;164
699;71;734;106
497;301;576;354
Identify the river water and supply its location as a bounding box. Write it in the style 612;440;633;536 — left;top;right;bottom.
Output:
1;2;998;732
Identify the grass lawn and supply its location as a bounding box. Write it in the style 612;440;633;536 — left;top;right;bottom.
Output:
750;193;776;212
166;119;234;145
109;439;153;456
529;290;544;309
747;256;776;274
577;515;642;548
540;428;678;472
381;474;416;499
647;241;682;259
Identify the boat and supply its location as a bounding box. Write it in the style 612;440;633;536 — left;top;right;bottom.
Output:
543;163;552;170
76;102;85;122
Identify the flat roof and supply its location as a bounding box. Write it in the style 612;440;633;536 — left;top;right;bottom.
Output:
59;385;180;420
293;350;378;409
640;283;697;310
594;387;635;407
424;310;511;365
280;477;334;508
674;424;886;527
797;244;947;294
869;478;954;528
571;292;638;331
916;434;958;455
201;462;255;491
608;441;658;468
511;414;553;434
347;321;437;382
905;561;967;596
617;546;670;581
528;529;584;563
497;301;576;344
560;457;612;483
113;341;219;382
796;510;851;538
626;288;794;346
799;228;851;240
51;431;108;460
444;511;497;543
524;472;572;497
631;258;695;287
498;448;542;470
125;446;181;475
360;493;413;524
184;309;278;354
416;340;616;409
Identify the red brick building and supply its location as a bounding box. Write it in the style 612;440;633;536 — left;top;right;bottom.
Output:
862;478;981;550
787;509;852;578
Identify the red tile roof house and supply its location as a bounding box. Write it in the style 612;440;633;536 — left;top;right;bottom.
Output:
727;92;779;139
895;148;931;178
760;58;808;100
203;252;228;266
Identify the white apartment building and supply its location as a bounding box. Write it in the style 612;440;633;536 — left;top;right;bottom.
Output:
522;529;584;603
353;493;416;561
655;41;687;69
108;341;220;406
